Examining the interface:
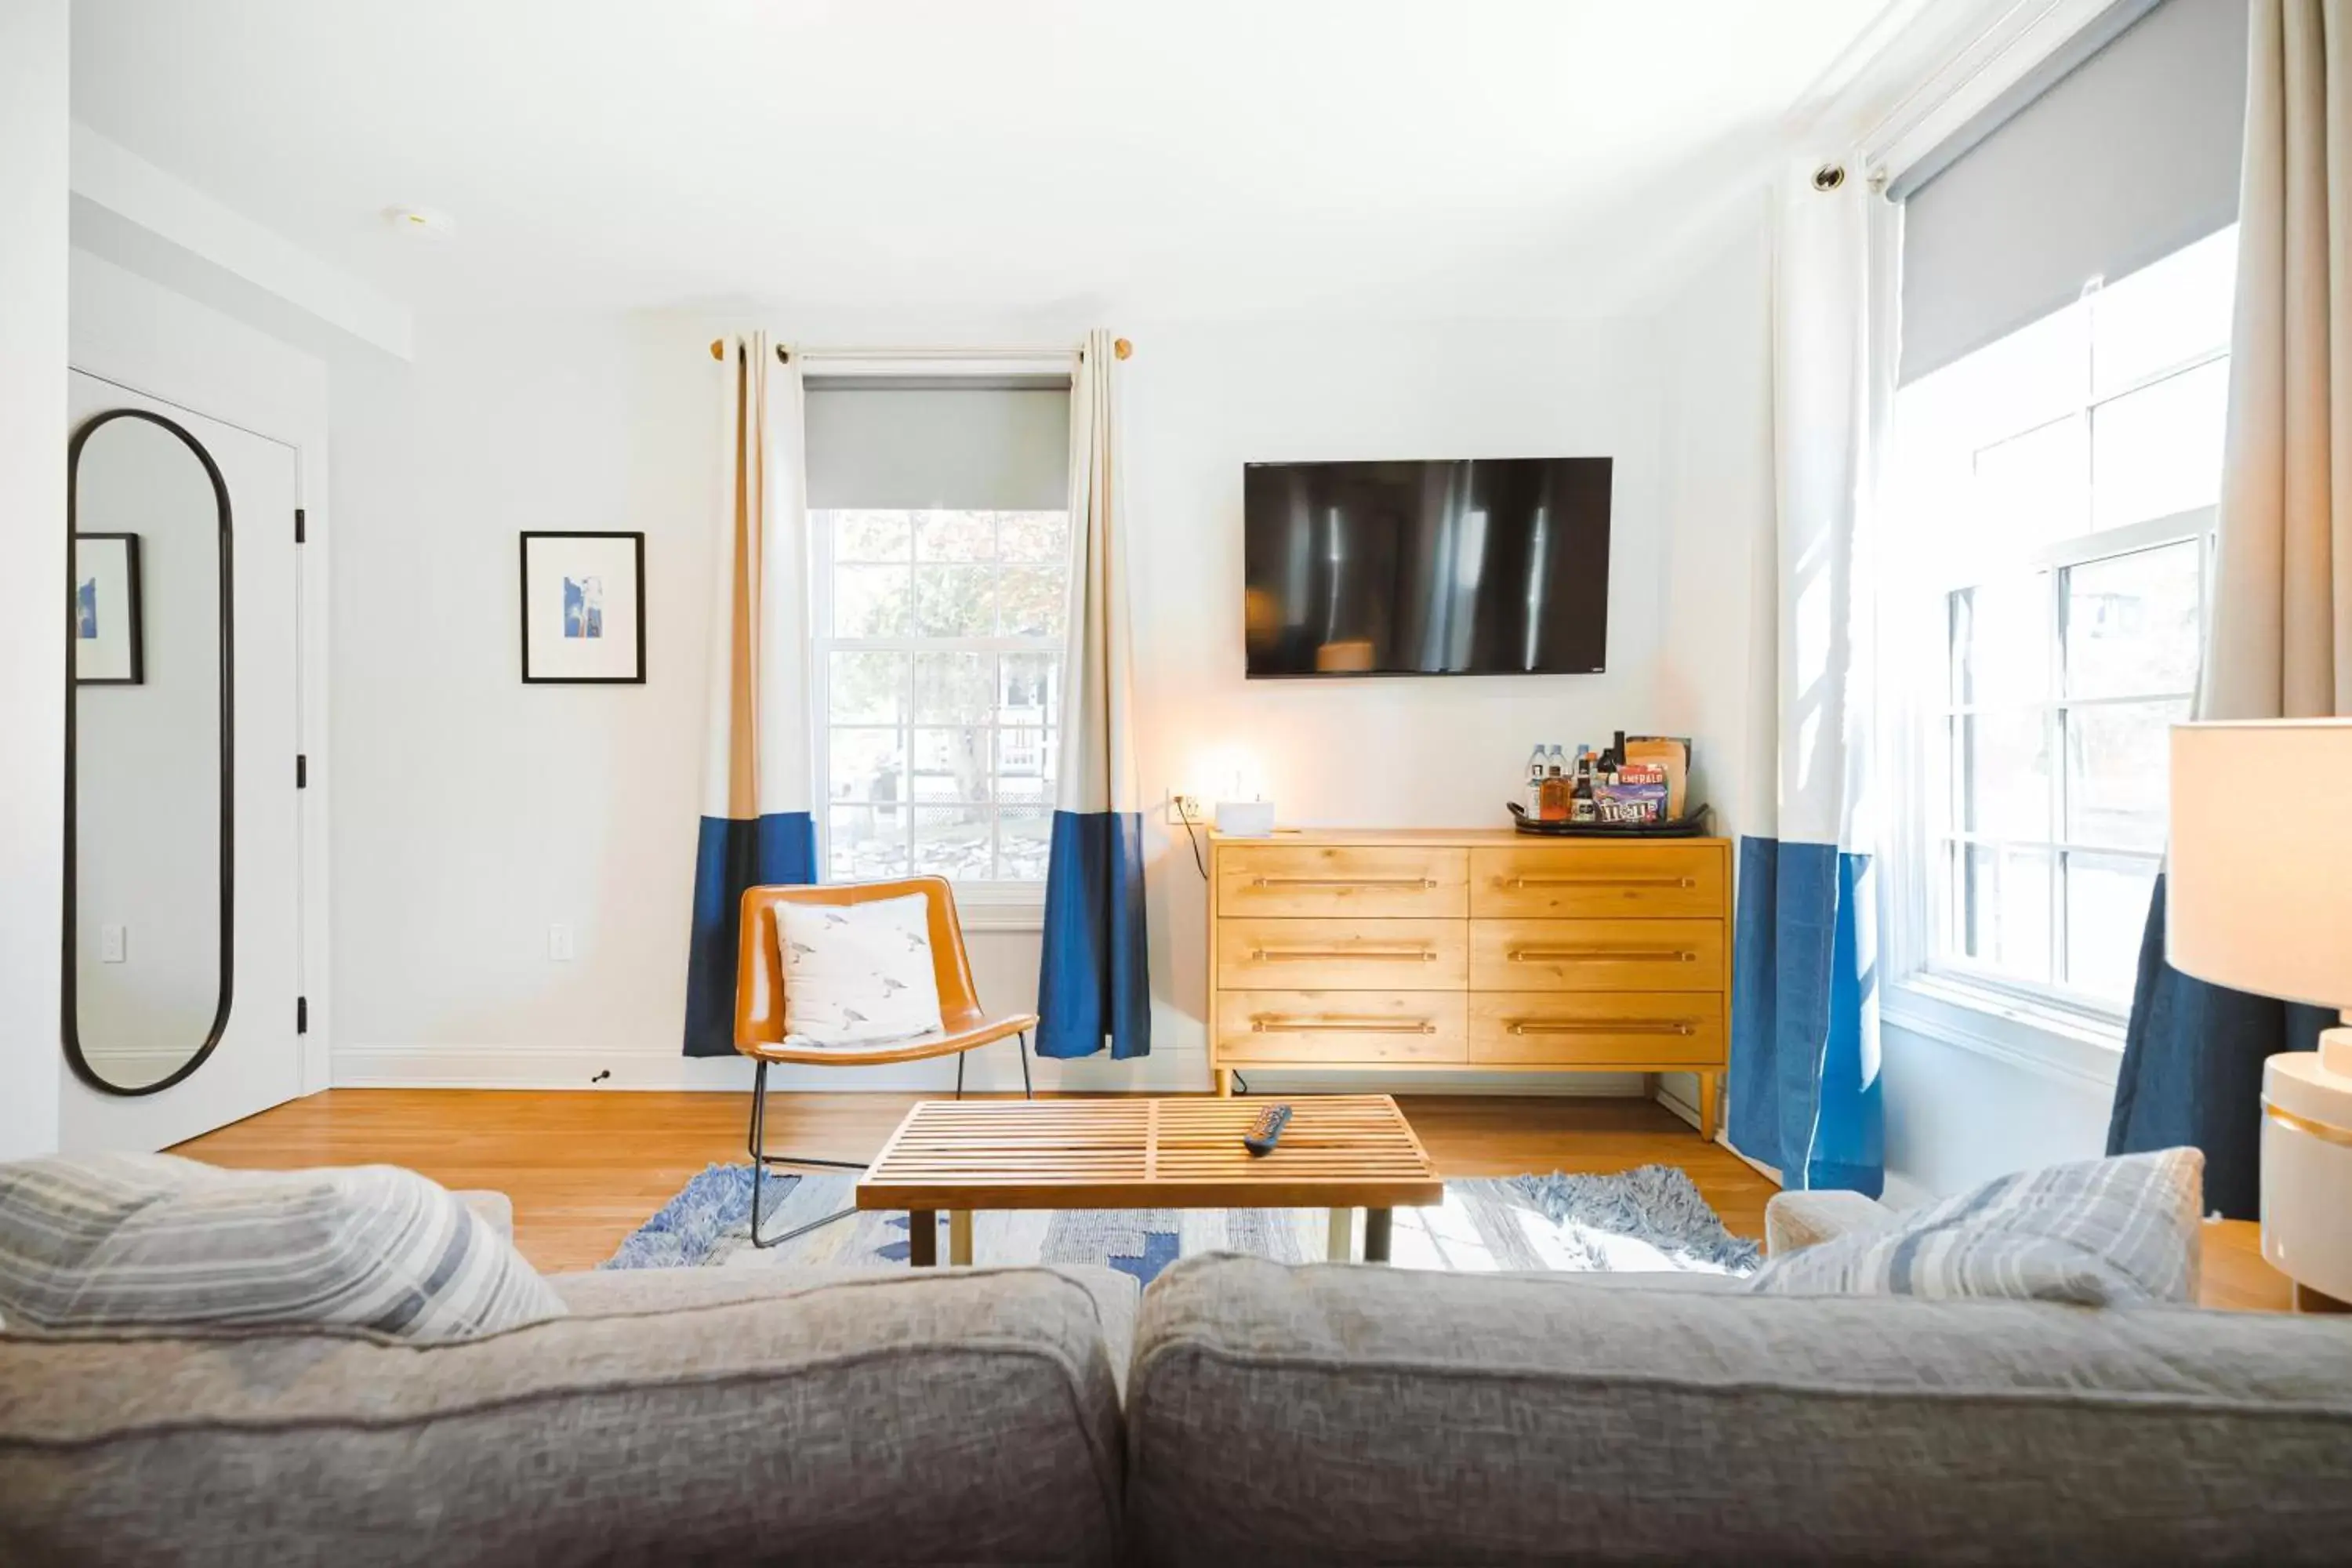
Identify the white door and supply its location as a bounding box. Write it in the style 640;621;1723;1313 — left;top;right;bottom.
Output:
62;372;304;1152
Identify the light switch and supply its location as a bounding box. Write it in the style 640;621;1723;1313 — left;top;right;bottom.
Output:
100;924;126;963
549;923;574;961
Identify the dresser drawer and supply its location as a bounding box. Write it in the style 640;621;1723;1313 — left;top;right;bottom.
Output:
1470;844;1726;919
1218;917;1468;990
1216;990;1468;1063
1219;844;1469;919
1470;918;1722;992
1469;992;1726;1066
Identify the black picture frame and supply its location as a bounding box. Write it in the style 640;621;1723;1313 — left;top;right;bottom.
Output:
72;532;147;687
519;530;647;684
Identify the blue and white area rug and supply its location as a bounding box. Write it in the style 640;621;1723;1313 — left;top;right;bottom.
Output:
605;1163;1759;1287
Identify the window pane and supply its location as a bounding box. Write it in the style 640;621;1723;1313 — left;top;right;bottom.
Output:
2063;543;2200;699
996;727;1056;799
834;564;910;637
999;804;1053;882
2091;226;2238;399
2064;851;2158;1002
827;806;907;880
1957;710;2051;839
828;652;906;725
913;804;993;880
1958;843;2053;983
997;563;1065;637
916;511;994;562
2064;699;2185;851
913;564;995;636
1951;576;2049;704
913;651;994;722
1973;416;2087;553
828;728;906;809
833;510;910;561
999;511;1069;562
1000;652;1060;728
911;726;990;803
2091;358;2229;529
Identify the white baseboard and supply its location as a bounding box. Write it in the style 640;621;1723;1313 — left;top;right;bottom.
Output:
330;1041;1211;1094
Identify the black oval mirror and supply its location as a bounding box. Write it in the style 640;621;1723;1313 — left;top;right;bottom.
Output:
65;408;234;1096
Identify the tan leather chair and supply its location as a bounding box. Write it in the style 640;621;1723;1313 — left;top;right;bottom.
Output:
735;877;1039;1247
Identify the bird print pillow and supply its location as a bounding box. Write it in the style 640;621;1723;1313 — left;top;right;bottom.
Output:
778;893;946;1047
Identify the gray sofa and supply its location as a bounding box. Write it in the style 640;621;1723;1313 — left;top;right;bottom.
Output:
5;1193;2352;1566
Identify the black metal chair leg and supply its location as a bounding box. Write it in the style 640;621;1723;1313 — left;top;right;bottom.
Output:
746;1056;869;1250
955;1049;966;1100
1018;1031;1033;1100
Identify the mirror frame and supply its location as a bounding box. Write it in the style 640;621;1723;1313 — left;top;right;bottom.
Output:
63;408;236;1098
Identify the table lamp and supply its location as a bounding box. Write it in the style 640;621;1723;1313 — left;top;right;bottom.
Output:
2169;718;2352;1306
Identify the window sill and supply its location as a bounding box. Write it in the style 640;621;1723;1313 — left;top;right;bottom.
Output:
1882;972;2125;1092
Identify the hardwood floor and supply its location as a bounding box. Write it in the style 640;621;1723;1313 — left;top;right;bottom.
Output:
173;1090;1781;1274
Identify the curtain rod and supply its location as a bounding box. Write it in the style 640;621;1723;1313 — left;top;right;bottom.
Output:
706;338;1130;363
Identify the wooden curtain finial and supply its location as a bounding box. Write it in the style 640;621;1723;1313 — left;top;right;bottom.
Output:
1114;338;1133;361
710;338;725;361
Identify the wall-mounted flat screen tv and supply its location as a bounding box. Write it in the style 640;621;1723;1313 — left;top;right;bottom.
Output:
1242;456;1613;678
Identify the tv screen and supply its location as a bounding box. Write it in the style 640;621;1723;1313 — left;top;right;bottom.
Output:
1242;456;1613;678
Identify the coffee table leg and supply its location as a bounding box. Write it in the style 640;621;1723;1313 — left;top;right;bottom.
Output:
1326;1207;1354;1262
949;1210;973;1266
908;1210;937;1267
1364;1208;1393;1264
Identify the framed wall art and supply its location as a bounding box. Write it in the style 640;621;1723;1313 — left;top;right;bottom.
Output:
74;532;146;685
520;531;645;684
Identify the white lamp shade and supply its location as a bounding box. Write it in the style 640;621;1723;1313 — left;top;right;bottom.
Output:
2168;718;2352;1011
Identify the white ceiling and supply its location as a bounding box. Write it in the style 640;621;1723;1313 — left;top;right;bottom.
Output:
71;0;1895;321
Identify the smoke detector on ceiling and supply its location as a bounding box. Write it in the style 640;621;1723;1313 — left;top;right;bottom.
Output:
385;207;455;240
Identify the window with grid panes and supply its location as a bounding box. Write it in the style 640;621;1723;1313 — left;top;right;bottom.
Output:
812;508;1067;890
1892;225;2236;1008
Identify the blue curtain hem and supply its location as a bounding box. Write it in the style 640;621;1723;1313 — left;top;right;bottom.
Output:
1036;808;1150;1059
682;811;815;1058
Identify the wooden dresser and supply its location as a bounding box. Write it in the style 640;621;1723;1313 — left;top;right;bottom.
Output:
1205;829;1734;1138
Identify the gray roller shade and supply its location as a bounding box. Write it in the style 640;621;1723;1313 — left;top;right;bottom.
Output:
804;380;1071;510
1896;0;2247;384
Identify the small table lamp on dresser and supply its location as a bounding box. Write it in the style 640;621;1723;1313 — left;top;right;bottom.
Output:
2169;719;2352;1309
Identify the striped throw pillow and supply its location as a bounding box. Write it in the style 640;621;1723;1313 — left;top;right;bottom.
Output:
0;1153;566;1341
1746;1147;2205;1306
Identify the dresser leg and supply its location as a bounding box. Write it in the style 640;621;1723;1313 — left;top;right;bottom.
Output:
1215;1069;1234;1098
1697;1072;1719;1143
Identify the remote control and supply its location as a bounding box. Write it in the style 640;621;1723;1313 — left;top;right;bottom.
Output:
1243;1103;1294;1156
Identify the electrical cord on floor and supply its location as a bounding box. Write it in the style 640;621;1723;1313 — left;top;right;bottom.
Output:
1232;1071;1250;1095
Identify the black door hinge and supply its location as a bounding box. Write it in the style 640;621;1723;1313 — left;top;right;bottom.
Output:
295;508;307;543
296;754;308;789
296;996;309;1034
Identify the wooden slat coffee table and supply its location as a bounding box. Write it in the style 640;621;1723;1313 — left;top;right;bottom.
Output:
856;1094;1443;1266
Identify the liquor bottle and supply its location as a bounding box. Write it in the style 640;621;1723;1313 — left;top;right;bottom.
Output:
1571;746;1597;822
1540;759;1569;822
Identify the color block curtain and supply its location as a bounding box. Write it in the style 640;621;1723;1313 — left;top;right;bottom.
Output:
1726;158;1886;1196
683;334;818;1058
1036;329;1149;1059
2108;0;2347;1214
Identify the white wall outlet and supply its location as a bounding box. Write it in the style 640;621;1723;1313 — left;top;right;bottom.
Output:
549;923;575;961
100;923;126;964
1166;791;1205;826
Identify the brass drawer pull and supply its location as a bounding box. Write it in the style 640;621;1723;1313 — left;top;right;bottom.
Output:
1251;876;1440;890
1510;949;1697;964
1253;1016;1439;1034
1509;875;1697;890
1250;947;1439;963
1507;1019;1697;1036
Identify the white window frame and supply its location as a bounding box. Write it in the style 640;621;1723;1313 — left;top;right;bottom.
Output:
1871;204;2229;1083
808;510;1068;930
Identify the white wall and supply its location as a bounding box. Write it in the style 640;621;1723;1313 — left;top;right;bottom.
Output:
319;307;1679;1094
0;0;69;1160
1879;1023;2114;1204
